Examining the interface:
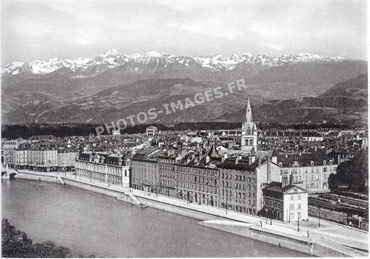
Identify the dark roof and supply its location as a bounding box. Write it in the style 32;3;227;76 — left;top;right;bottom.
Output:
273;149;338;167
207;145;220;158
263;182;307;195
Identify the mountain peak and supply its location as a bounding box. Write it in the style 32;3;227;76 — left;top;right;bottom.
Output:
144;51;167;57
2;50;352;77
105;49;120;56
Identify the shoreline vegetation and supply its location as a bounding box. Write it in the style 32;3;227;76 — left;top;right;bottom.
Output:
1;218;95;258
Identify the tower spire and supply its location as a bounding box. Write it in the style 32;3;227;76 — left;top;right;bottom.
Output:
245;96;253;124
241;96;258;153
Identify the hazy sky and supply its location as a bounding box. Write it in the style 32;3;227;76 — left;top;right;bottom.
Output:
1;0;367;64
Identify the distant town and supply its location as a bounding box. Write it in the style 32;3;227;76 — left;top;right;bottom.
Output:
2;97;368;231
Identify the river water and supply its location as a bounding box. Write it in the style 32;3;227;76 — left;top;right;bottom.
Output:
2;180;307;257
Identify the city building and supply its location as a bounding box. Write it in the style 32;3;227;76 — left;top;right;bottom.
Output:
75;152;130;186
241;97;258;153
217;155;280;215
302;133;324;142
29;135;57;141
3;149;16;167
15;150;28;169
112;129;121;137
27;149;58;171
272;150;338;193
218;157;258;214
158;156;220;206
146;126;158;136
57;151;78;170
2;138;25;150
263;182;308;222
131;149;161;192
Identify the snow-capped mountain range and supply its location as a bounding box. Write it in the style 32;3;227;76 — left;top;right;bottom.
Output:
2;48;367;126
2;49;348;78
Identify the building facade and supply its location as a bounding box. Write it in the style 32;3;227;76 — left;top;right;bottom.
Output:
131;153;159;192
27;150;58;171
272;150;338;193
263;182;308;222
219;165;257;214
57;152;78;170
75;152;130;186
3;149;16;166
146;126;158;136
15;150;28;168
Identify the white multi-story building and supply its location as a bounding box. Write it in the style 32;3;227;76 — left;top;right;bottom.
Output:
263;182;308;222
2;138;25;150
146;126;158;136
75;152;130;186
27;150;58;168
3;149;16;166
272;150;338;193
15;150;28;168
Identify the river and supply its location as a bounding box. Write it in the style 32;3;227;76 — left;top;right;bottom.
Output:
2;179;308;257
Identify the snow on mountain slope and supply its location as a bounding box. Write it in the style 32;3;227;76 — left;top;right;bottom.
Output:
2;49;350;78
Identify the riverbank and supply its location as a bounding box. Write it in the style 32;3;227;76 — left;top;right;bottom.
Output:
13;171;369;257
2;218;74;258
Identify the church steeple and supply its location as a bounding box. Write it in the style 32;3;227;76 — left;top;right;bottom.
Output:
245;96;253;124
241;96;258;153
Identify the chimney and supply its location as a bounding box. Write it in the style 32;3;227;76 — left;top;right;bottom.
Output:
272;156;277;164
222;153;228;162
186;157;191;164
267;156;271;183
250;155;256;165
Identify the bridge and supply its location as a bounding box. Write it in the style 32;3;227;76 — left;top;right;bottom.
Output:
1;165;19;180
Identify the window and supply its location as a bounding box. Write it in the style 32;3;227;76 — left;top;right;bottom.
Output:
289;203;294;210
298;195;301;200
298;203;301;210
290;195;294;201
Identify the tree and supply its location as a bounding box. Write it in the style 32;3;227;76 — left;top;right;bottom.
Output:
328;149;368;194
